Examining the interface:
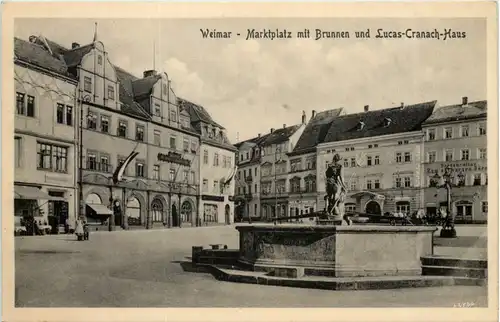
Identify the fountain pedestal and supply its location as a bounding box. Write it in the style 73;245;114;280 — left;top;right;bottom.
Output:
237;224;436;278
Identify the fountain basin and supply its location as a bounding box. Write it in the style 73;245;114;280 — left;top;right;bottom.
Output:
236;224;437;278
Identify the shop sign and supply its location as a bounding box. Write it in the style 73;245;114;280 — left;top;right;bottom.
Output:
426;161;487;174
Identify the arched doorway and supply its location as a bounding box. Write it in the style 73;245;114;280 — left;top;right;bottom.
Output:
181;200;193;225
365;200;381;215
172;204;179;227
127;197;141;226
225;204;231;225
151;199;164;224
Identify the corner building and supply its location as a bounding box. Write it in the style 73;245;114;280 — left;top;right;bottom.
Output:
421;97;487;223
317;102;436;215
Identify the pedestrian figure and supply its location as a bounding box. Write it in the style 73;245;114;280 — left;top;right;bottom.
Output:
75;217;84;241
83;219;90;241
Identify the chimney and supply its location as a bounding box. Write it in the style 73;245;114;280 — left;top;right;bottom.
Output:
312;110;317;119
462;96;468;105
143;70;158;78
400;102;404;108
270;128;275;133
258;133;261;138
301;110;306;124
364;105;369;112
72;42;80;49
29;35;38;43
283;124;286;129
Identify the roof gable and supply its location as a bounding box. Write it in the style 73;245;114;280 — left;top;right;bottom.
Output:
323;101;437;144
261;124;301;146
423;101;487;125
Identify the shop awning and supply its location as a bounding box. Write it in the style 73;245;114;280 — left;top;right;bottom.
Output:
14;185;65;201
86;204;113;216
350;191;386;200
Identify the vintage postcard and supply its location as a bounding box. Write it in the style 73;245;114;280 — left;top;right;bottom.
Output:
1;1;498;322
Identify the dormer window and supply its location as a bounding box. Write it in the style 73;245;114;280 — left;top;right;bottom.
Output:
383;117;392;127
358;121;366;131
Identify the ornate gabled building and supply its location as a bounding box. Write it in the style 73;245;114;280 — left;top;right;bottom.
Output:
233;132;270;221
421;97;487;223
317;102;436;215
287;108;345;218
179;98;237;225
13;32;234;231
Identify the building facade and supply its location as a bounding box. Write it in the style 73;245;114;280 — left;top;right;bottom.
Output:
234;133;269;221
421;97;487;223
180;99;237;226
287;109;344;219
317;102;436;215
259;119;306;220
14;36;79;232
13;33;234;231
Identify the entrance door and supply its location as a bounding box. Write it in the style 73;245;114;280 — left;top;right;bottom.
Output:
172;204;179;227
225;204;230;225
365;201;381;215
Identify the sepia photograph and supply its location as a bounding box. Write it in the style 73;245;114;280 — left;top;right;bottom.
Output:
2;2;498;322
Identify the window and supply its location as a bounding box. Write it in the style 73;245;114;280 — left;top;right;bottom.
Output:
367;156;372;166
461;125;469;137
135;125;144;141
203;179;208;192
84;76;92;92
154;103;161;117
87;111;97;130
374;155;380;165
170;136;176;149
169;169;175;181
398;141;402;145
117;158;127;176
404;176;411;188
350;147;354;151
461;149;470;161
213;180;218;192
345;147;349;152
183;139;189;152
97;55;102;65
374;179;380;189
368;144;372;149
56;103;65;124
427;129;436;141
153;165;160;180
479;123;486;136
444;127;453;139
395;176;402;188
404;152;411;163
189;171;195;184
445;149;453;162
350;158;356;167
343;159;349;167
290;159;301;172
374;144;378;148
169;110;177;123
396;152;402;163
366;179;372;190
214;153;219;166
87;152;97;170
14;137;21;167
428;151;437;163
135;162;145;177
26;95;35;117
203;150;208;164
107;85;115;100
191;141;197;153
100;156;110;172
154;130;161;146
183;170;189;182
16;92;25;115
100;115;109;133
429;175;439;188
66;106;73;126
163;83;168;94
482;201;488;213
472;174;481;186
479;148;487;160
118;121;127;137
36;142;68;172
350;180;357;191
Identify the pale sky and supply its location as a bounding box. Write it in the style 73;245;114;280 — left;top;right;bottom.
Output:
15;18;486;142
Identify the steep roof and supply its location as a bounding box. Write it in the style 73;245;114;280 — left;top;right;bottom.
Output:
234;132;271;149
261;124;302;146
63;44;94;67
290;108;344;156
322;101;437;144
14;37;70;76
114;66;151;119
178;98;223;128
423;100;487;125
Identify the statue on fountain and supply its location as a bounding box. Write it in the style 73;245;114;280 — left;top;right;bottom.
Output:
324;153;348;224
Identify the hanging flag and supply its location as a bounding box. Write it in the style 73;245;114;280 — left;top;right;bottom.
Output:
112;150;139;185
223;166;237;186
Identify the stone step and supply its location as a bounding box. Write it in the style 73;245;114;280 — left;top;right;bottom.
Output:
422;265;487;279
421;256;487;269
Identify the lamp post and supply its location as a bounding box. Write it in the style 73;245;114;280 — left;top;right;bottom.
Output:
432;167;462;238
